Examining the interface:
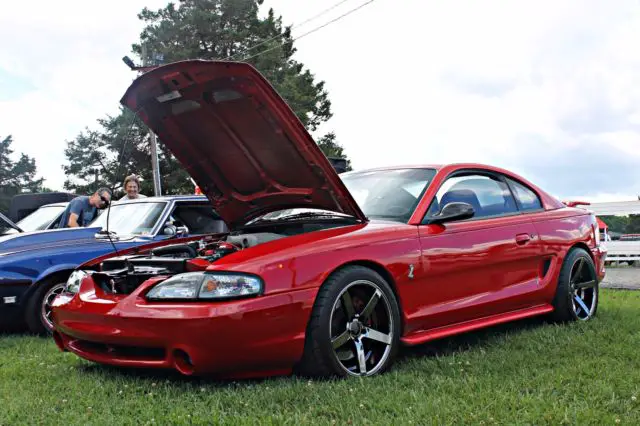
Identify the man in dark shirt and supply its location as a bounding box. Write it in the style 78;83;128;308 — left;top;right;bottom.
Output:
58;188;112;228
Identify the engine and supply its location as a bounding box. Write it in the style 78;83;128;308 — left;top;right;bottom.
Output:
90;232;286;295
88;219;354;295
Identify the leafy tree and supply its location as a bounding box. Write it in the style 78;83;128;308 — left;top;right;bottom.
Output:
64;0;351;194
317;132;353;172
63;108;193;196
628;215;640;234
0;135;44;213
600;215;628;234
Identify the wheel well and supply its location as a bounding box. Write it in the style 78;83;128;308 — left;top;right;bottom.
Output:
571;242;594;262
328;260;404;331
22;270;72;306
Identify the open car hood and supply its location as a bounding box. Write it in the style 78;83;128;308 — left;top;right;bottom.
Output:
120;60;365;227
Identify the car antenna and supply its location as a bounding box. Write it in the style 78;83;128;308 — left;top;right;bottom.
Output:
100;108;143;257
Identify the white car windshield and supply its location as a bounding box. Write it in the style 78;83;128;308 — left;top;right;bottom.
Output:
89;202;167;236
16;205;66;232
341;168;437;222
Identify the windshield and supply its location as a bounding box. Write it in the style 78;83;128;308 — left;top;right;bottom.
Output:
15;205;66;232
89;202;167;236
341;168;437;222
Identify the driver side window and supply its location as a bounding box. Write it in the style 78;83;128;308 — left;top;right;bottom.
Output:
426;174;517;220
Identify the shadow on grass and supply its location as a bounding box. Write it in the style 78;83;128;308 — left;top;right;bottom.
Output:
69;315;551;387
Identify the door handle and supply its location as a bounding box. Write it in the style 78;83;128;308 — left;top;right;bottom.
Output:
515;233;531;245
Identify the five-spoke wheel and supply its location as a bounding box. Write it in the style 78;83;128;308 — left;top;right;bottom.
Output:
330;281;394;376
299;266;400;378
552;247;599;322
569;257;598;320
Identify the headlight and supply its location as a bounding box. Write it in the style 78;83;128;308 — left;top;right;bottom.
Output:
65;270;90;295
146;272;263;301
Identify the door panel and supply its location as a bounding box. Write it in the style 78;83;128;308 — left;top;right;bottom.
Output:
411;215;543;331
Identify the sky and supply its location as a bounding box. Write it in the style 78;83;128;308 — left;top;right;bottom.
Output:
1;0;639;201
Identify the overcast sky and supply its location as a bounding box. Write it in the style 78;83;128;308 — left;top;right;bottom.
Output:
1;0;639;201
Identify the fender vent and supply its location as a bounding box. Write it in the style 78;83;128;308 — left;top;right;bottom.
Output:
541;258;552;278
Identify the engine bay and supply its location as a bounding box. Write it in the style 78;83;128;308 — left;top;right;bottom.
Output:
89;222;348;295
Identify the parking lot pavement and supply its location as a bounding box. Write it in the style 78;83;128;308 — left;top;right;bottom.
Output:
601;267;640;290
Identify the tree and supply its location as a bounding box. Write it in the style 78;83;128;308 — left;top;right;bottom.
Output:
0;135;44;213
64;0;351;194
63;107;193;196
317;132;353;172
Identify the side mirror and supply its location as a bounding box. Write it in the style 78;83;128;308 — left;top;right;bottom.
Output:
163;223;177;236
427;202;475;224
175;225;189;236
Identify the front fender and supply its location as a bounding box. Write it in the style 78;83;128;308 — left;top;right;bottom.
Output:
36;264;77;284
13;265;76;309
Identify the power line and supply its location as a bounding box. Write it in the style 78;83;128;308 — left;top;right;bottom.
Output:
224;0;353;61
239;0;376;63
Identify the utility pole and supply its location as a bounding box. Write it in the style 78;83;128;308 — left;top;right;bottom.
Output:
141;44;162;196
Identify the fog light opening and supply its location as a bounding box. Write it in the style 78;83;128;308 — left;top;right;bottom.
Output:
52;332;66;352
173;349;195;375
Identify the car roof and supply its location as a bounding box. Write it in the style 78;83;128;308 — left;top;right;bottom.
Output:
112;195;209;204
38;195;208;208
39;202;69;208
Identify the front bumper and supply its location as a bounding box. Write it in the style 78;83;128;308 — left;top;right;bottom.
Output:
0;279;31;325
52;276;317;378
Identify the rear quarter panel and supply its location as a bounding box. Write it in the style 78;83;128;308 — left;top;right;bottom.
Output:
526;207;600;301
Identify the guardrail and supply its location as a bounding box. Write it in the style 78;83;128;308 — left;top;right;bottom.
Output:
604;241;640;264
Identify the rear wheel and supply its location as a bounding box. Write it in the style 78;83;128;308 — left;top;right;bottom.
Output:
298;266;401;378
551;248;598;322
25;280;66;334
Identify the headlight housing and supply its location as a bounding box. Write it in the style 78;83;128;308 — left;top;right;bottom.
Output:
145;272;263;301
65;270;90;295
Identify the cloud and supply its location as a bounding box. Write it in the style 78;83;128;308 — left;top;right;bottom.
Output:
2;0;640;201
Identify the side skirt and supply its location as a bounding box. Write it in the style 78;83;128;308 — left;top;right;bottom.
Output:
400;304;554;346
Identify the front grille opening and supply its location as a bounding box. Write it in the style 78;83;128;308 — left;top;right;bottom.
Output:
74;340;165;360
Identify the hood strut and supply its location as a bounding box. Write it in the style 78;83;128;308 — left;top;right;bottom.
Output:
0;211;23;233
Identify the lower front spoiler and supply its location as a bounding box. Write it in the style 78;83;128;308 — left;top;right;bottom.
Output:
52;287;317;379
53;331;199;376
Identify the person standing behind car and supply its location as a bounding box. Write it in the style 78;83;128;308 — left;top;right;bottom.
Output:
58;188;112;228
119;174;147;201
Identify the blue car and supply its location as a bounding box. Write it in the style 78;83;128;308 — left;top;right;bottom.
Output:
0;195;226;333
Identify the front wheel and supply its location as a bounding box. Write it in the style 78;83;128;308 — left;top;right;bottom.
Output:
551;248;599;322
298;266;401;378
25;280;66;334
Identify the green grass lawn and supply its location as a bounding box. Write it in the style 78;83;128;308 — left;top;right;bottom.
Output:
1;289;639;425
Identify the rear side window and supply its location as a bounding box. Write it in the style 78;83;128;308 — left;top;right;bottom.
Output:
507;179;542;211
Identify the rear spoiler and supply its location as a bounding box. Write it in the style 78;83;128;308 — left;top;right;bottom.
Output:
562;200;591;208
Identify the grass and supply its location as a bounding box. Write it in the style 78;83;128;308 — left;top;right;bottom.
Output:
1;289;639;425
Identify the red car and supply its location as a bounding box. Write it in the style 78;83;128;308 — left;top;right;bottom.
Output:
51;60;606;379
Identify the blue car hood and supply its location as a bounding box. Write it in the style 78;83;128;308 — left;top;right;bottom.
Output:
0;227;143;256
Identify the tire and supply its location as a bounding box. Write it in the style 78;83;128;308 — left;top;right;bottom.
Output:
25;279;67;334
550;248;599;322
298;266;401;378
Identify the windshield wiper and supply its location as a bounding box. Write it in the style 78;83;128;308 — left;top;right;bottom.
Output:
0;211;23;233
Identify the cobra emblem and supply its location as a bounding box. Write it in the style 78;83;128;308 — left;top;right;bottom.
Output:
408;264;415;279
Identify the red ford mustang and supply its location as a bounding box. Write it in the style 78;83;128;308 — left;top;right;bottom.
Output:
51;60;607;379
